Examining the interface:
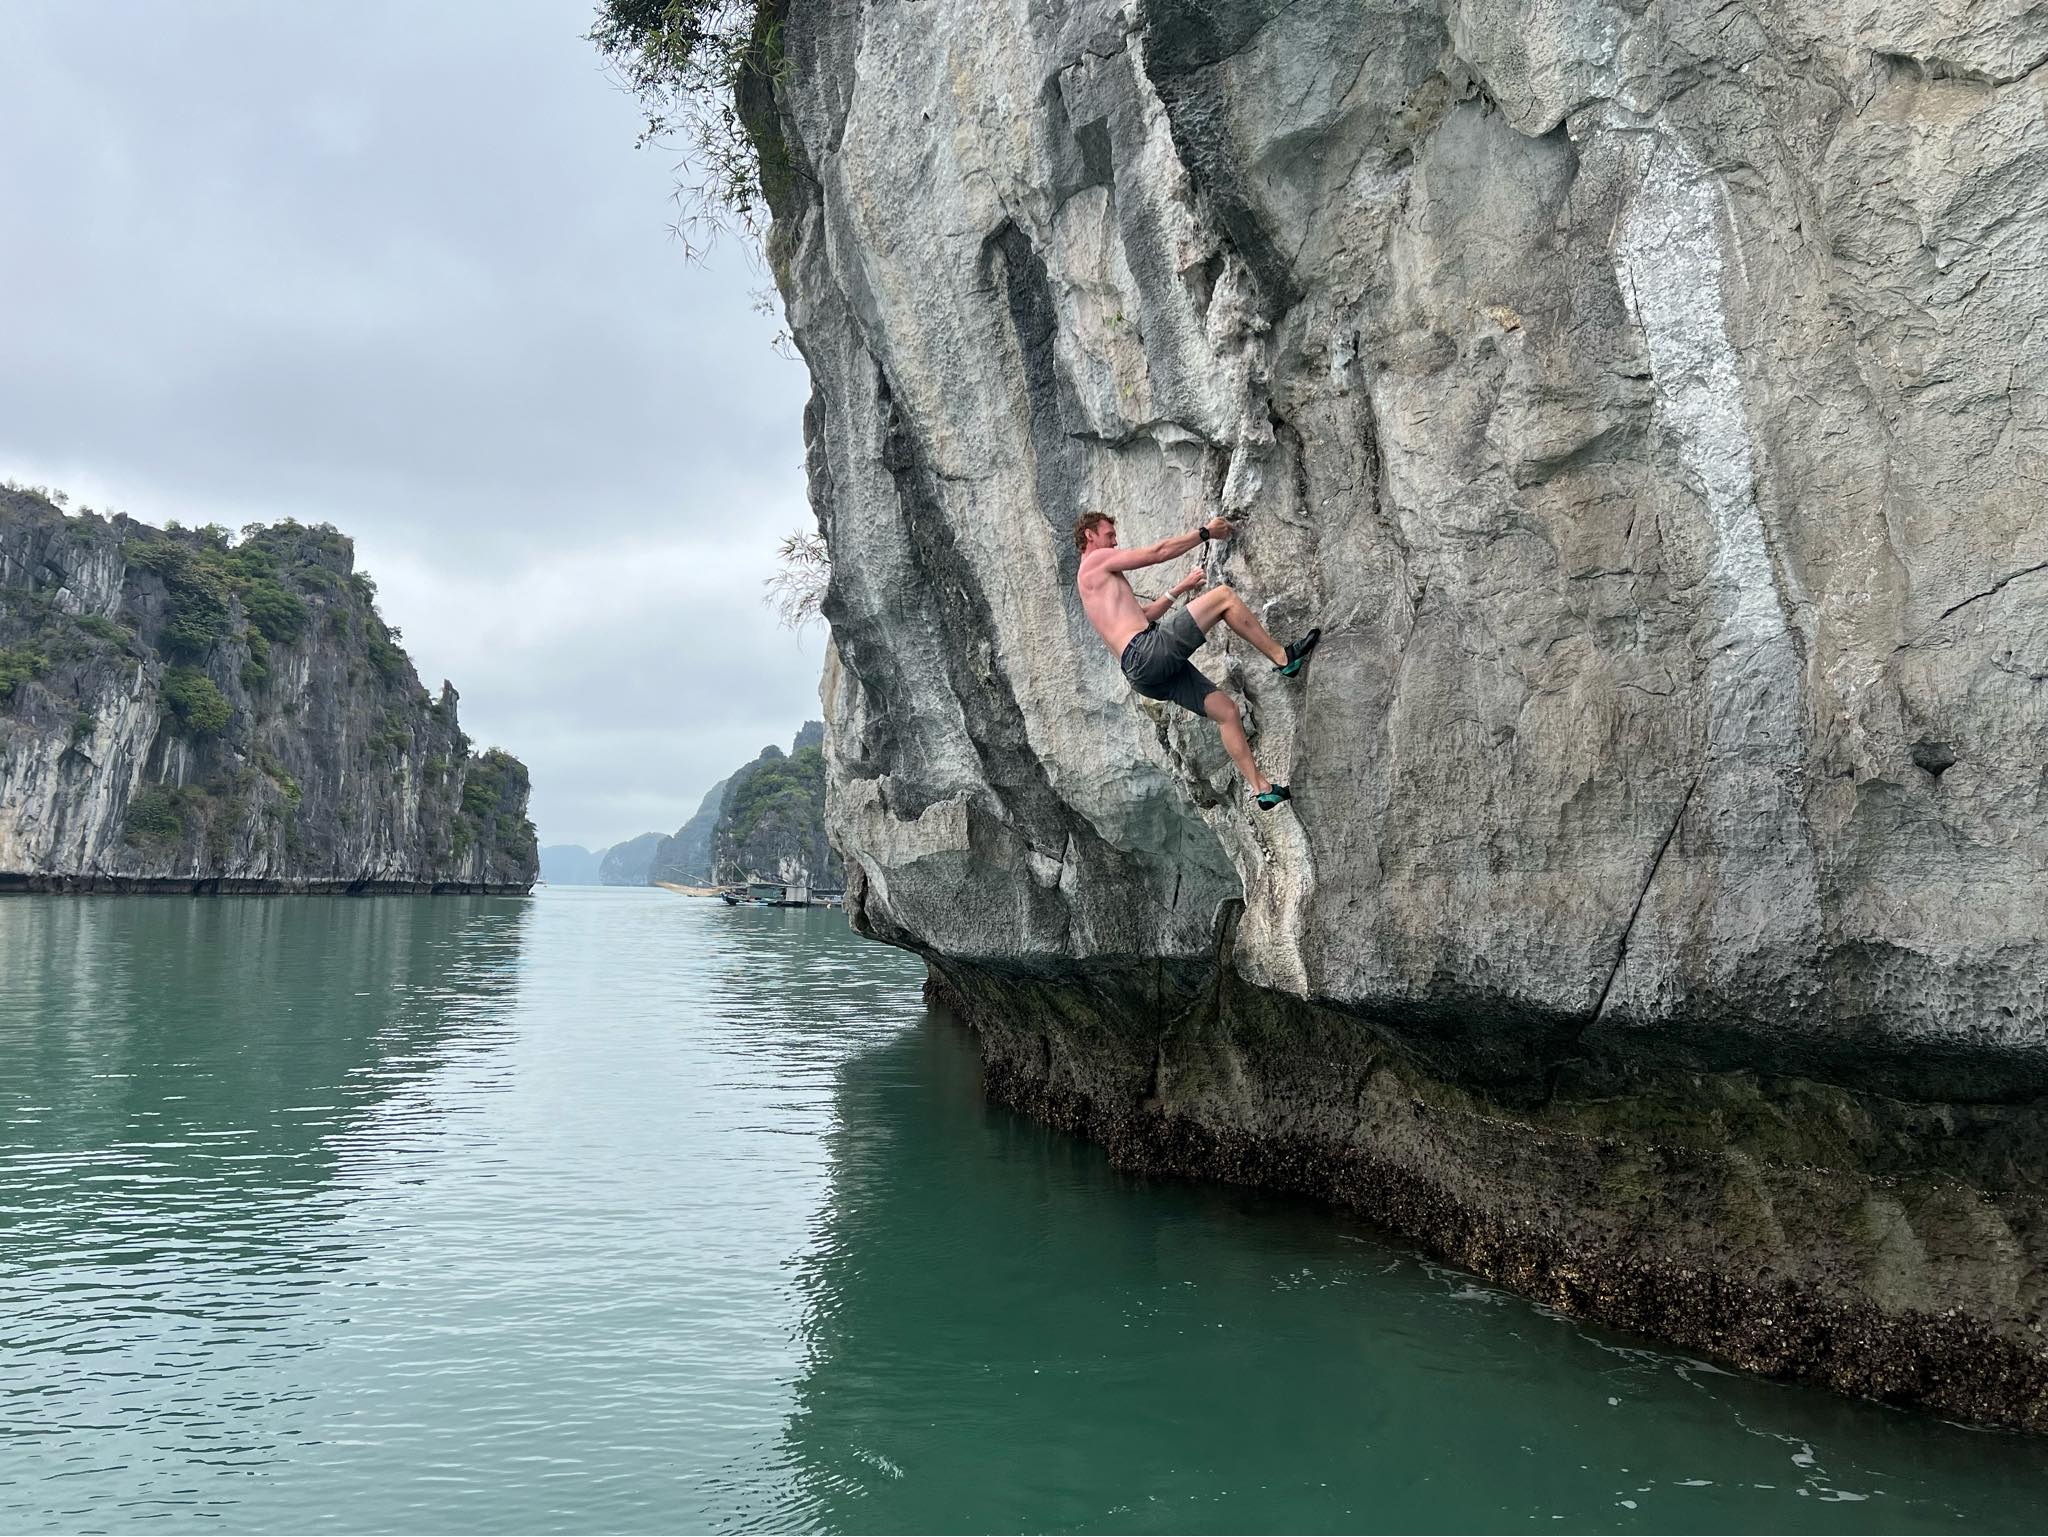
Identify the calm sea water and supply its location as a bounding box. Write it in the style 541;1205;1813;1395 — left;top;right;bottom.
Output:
2;888;2044;1534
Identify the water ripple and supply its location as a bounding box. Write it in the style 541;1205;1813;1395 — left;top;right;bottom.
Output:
2;891;2045;1533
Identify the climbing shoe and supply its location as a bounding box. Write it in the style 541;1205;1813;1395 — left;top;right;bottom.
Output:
1275;627;1321;676
1255;785;1292;811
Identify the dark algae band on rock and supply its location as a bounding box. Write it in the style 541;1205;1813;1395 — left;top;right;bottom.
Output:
924;955;2048;1436
0;488;538;892
710;0;2048;1428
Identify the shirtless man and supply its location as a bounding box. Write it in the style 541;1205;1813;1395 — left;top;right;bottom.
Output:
1074;511;1318;810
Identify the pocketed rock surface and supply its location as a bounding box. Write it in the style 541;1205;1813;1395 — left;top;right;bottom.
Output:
757;0;2048;1424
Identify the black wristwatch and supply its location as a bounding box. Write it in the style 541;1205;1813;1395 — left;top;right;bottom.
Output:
1195;525;1211;543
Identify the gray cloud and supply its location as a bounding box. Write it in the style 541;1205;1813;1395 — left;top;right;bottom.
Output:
0;0;821;848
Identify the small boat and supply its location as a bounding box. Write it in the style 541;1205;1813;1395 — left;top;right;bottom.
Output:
721;879;836;909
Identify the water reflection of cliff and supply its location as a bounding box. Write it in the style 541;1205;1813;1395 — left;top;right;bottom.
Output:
0;894;529;1278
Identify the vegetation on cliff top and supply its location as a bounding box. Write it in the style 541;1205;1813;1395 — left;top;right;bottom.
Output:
709;722;839;885
587;0;794;256
719;742;821;850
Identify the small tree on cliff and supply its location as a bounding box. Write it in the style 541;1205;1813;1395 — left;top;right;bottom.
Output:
588;0;792;259
765;529;828;631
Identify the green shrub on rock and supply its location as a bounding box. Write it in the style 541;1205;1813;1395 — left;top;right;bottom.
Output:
366;631;407;682
587;0;795;250
124;785;192;847
162;667;231;737
239;628;273;692
73;614;129;646
0;643;48;703
239;578;308;644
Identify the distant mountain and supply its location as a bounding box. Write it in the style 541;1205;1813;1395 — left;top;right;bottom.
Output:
598;831;665;886
710;721;841;888
647;776;729;886
540;844;606;885
566;720;839;894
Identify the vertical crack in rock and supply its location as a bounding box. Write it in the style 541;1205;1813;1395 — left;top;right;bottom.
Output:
984;221;1090;546
1137;1;1306;315
1587;770;1702;1031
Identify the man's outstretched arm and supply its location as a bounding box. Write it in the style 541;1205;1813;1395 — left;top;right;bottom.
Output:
1139;567;1208;621
1094;516;1234;574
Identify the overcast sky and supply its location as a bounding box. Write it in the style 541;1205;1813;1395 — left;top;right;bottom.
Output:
0;1;821;850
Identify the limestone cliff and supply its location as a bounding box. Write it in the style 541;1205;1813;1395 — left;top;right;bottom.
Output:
749;0;2048;1425
710;722;843;887
0;491;537;892
647;775;732;885
599;831;667;885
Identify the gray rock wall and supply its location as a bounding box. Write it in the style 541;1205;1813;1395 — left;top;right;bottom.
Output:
777;0;2047;1062
0;492;537;892
648;777;731;885
709;727;842;887
599;831;667;885
764;0;2048;1422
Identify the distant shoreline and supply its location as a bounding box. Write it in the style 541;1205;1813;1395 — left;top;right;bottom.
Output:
1;874;532;896
653;882;722;897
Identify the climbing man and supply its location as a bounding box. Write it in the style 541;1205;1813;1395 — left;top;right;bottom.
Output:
1074;511;1318;810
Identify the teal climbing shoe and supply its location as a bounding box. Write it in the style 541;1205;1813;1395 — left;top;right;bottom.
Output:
1275;627;1321;676
1255;785;1291;811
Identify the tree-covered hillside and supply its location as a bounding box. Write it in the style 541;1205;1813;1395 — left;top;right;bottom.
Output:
0;487;537;891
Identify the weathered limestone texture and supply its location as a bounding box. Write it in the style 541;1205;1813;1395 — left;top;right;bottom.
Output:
0;492;538;893
763;0;2048;1424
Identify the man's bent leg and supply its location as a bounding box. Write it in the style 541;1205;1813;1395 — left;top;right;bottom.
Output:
1187;584;1287;667
1202;689;1271;794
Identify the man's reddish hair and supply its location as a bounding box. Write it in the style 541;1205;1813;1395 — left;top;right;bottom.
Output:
1072;511;1113;552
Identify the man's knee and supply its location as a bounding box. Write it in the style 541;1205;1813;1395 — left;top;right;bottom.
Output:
1206;690;1240;726
1212;582;1239;607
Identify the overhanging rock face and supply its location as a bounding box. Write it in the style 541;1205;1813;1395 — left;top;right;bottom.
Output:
765;0;2048;1424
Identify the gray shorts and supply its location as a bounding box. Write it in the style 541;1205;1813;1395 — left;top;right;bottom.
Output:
1119;608;1217;717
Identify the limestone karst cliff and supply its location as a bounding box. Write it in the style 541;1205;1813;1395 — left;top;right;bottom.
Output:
0;490;538;892
647;775;731;885
729;0;2048;1424
710;721;843;887
599;831;667;886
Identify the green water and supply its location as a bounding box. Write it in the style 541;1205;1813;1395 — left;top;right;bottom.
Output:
1;890;2043;1534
